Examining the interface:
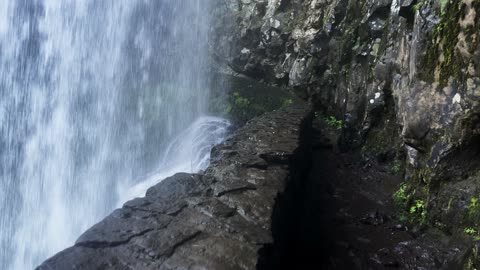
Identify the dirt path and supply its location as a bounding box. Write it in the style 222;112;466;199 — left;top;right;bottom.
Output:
275;118;472;269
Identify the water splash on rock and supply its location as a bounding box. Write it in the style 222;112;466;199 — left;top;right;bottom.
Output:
0;1;220;269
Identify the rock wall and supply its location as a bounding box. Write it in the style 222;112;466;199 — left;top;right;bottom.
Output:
213;0;480;236
37;103;311;269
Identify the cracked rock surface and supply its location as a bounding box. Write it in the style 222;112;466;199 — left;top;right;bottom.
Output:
37;103;310;270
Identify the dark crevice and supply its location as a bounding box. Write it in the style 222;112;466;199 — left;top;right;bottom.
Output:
166;204;189;217
164;231;202;258
257;114;404;269
244;164;268;170
277;0;291;13
124;203;188;217
215;186;257;197
75;228;155;249
123;205;166;215
399;0;419;27
256;112;314;269
259;152;291;165
243;157;269;170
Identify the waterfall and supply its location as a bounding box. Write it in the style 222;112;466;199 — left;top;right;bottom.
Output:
0;1;226;269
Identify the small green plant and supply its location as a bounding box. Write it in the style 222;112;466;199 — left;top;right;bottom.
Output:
410;200;426;219
464;227;480;241
465;227;477;235
233;92;250;107
393;184;429;224
468;196;480;223
393;183;409;206
410;199;427;222
325;116;343;130
313;113;344;129
224;91;255;124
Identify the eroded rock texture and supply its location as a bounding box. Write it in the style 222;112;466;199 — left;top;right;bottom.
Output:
213;0;480;247
37;104;311;270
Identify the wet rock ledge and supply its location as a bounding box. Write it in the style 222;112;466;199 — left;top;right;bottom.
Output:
37;103;311;270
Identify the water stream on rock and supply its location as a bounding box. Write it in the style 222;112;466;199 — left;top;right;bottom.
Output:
0;1;225;269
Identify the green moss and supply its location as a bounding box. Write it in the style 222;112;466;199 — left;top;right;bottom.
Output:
422;1;478;86
333;0;368;71
361;122;401;161
233;92;249;106
224;91;295;124
210;75;297;125
225;91;267;124
414;166;434;186
414;0;447;13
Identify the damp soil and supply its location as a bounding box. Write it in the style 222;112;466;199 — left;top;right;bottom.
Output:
261;117;472;270
293;119;411;269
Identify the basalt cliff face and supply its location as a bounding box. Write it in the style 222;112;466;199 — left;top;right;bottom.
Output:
214;0;480;246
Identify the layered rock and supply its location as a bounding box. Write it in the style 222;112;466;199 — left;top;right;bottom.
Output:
213;0;480;240
37;103;311;270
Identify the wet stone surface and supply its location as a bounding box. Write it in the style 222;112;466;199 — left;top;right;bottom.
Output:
37;103;311;270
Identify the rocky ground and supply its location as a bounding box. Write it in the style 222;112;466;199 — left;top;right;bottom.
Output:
273;117;477;270
37;103;311;270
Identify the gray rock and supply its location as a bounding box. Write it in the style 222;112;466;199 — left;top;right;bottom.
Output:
37;103;311;270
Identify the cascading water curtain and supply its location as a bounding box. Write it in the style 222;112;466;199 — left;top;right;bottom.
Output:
0;1;226;269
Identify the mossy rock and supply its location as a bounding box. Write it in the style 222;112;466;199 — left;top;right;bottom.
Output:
422;0;480;86
210;73;298;126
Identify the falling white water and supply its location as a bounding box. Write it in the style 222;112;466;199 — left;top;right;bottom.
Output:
0;1;225;270
121;116;230;201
